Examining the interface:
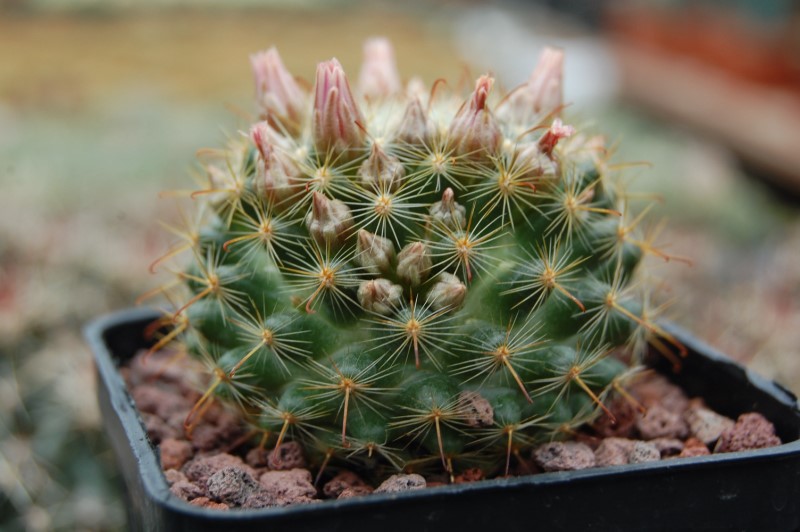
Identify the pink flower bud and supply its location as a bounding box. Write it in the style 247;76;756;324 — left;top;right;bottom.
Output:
515;142;557;178
305;192;354;247
426;273;467;311
358;143;405;190
395;97;434;146
429;188;466;230
448;75;502;159
250;48;307;134
538;118;575;158
528;47;564;115
358;278;403;315
313;58;366;156
356;229;396;275
497;47;564;125
396;241;432;287
251;123;302;205
357;37;401;100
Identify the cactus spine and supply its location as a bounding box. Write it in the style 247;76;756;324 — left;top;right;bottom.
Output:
148;39;683;479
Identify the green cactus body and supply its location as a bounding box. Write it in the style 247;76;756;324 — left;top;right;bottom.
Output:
151;39;680;479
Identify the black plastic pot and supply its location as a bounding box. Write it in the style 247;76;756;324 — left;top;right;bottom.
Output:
86;308;800;532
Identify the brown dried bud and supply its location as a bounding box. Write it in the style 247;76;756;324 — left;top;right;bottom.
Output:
305;192;354;247
429;188;466;230
448;75;502;159
358;279;403;315
358;143;405;191
355;229;395;275
426;273;467;311
458;391;494;428
396;242;432;287
395;97;434;146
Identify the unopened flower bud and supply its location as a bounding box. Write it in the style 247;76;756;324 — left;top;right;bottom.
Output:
426;273;467;311
405;77;427;101
258;150;302;206
528;47;564;115
358;143;405;190
250;48;307;134
250;121;292;156
313;58;366;157
396;242;432;287
395;97;434;146
429;188;466;230
357;37;401;100
497;47;563;126
538;118;575;158
515;142;557;178
305;192;354;247
448;75;502;159
251;123;302;205
358;278;402;315
356;229;395;275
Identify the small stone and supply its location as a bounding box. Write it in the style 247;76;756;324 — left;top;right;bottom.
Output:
267;441;307;471
259;469;317;505
592;398;639;438
454;468;484;483
374;474;427;493
164;469;187;486
245;447;270;468
680;437;710;458
183;453;256;486
206;467;260;506
142;412;181;444
132;384;190;420
170;480;205;501
323;471;370;499
190;419;243;453
160;438;193;471
649;438;684;457
458;391;494;428
686;407;735;446
636;405;689;440
128;350;186;384
242;490;277;509
715;412;782;453
631;375;689;414
532;442;595;472
338;486;374;499
629;441;660;463
594;438;635;467
188;497;229;510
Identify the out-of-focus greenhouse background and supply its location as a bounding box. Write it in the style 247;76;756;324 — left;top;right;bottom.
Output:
1;0;798;529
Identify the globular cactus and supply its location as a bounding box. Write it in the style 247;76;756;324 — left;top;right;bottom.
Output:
148;38;686;479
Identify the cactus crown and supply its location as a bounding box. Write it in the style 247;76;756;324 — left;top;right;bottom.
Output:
149;38;683;479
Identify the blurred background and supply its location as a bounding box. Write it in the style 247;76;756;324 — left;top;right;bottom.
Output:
1;0;798;529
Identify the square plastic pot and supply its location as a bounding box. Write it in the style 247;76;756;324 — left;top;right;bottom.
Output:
86;308;800;532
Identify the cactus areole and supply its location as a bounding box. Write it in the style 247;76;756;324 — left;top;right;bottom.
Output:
148;38;686;479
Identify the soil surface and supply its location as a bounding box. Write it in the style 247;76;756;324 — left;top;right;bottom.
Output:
122;349;783;510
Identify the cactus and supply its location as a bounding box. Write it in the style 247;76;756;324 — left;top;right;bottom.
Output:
148;39;685;480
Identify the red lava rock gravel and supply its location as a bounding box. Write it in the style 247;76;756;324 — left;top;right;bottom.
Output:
123;350;787;510
532;442;596;472
323;471;370;498
374;474;427;493
715;413;782;453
